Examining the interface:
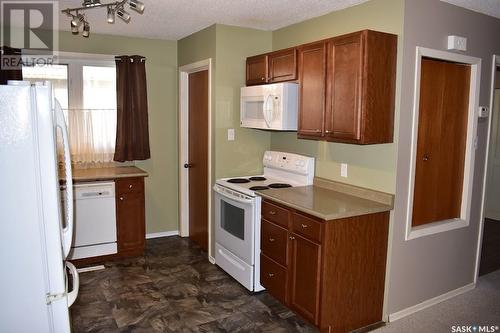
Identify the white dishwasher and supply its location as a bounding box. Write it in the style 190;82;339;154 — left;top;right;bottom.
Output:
67;181;117;260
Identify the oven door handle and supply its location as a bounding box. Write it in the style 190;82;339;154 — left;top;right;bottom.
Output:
213;186;254;204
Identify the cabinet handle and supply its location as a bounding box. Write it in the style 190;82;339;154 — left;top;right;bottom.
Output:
289;236;295;240
325;130;331;134
268;273;274;277
315;129;321;133
119;196;124;201
269;210;276;215
261;77;265;81
269;237;275;242
129;184;133;189
301;224;309;229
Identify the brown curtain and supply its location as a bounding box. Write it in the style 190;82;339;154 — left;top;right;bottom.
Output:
114;55;151;162
1;46;22;84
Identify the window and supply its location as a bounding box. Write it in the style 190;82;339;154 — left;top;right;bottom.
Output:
22;54;116;166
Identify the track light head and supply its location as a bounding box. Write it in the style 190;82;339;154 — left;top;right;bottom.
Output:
71;13;85;27
116;7;131;23
70;19;79;34
128;0;144;13
106;6;115;23
82;21;90;37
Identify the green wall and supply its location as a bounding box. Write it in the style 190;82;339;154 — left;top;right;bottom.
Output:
271;0;404;193
59;31;178;234
214;25;272;178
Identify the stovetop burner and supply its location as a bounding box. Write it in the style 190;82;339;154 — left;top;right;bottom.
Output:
249;176;266;181
227;178;250;184
249;186;270;191
268;183;292;189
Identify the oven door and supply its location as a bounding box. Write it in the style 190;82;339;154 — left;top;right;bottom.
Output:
214;185;255;265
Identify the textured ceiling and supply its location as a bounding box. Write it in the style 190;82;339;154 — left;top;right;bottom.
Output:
440;0;500;20
56;0;500;41
57;0;371;40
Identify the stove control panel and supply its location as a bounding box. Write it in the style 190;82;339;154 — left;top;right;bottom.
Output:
263;151;315;178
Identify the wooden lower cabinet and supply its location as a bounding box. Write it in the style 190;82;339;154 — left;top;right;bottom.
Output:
260;199;390;333
116;177;146;256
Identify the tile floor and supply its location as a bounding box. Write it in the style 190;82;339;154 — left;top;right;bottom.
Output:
70;236;317;333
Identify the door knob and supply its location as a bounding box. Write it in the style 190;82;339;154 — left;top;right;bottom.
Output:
184;163;193;168
423;154;430;162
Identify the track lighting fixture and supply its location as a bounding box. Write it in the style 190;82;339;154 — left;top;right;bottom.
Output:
128;0;144;13
62;0;145;37
107;6;115;23
82;22;90;37
116;7;131;23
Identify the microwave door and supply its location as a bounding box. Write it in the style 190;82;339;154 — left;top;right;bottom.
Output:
241;95;265;128
263;94;273;128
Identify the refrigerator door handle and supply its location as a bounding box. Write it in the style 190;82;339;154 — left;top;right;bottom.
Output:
65;261;79;307
54;100;74;258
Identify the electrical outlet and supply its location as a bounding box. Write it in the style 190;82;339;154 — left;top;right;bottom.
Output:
227;128;235;141
341;163;348;178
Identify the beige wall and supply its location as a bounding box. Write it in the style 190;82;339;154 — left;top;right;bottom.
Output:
59;31;179;234
388;0;500;315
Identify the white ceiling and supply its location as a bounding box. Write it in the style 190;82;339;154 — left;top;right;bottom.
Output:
57;0;500;41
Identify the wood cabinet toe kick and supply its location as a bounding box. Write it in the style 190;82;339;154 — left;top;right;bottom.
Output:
260;199;390;333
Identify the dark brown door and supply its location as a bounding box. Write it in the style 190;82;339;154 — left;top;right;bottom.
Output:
188;70;209;251
326;33;362;141
289;233;321;325
412;57;470;227
268;48;297;83
297;41;326;138
246;54;268;85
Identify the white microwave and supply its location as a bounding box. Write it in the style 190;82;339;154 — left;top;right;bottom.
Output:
240;82;298;131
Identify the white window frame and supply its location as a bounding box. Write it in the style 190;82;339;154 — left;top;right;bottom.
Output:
405;47;481;240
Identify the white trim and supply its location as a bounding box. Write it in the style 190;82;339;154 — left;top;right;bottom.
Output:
146;230;179;239
405;47;481;240
474;55;500;284
388;282;475;322
178;59;213;259
76;265;105;273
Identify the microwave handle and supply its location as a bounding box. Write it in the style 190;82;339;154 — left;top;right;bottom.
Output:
263;94;273;128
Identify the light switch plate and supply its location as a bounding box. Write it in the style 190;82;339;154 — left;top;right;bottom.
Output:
227;128;235;141
341;163;348;178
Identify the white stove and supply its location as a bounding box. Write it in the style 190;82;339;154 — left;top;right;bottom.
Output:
213;151;315;292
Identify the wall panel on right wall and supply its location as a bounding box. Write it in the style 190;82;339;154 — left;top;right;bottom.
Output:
388;0;500;317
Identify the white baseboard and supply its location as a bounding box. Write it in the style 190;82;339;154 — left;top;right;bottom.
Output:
209;256;215;264
388;283;475;322
146;230;179;239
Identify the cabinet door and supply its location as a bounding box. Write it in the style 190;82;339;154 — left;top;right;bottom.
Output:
326;33;363;141
268;48;297;83
246;54;268;86
289;233;321;325
116;191;145;254
297;41;326;138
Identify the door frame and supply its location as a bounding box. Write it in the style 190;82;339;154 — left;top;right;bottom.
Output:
405;47;481;240
474;54;500;283
178;59;214;261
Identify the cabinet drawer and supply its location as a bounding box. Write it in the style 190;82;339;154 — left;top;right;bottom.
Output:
260;254;287;304
261;219;288;266
291;213;323;243
262;201;289;228
116;177;144;195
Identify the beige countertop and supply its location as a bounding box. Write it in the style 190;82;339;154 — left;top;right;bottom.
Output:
68;166;148;182
257;178;394;221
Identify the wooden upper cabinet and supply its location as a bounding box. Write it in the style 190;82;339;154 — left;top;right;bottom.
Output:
268;48;297;83
246;54;268;85
297;41;326;139
325;33;363;141
325;30;397;144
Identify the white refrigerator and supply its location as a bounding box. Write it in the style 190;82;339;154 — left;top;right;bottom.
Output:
0;81;79;332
